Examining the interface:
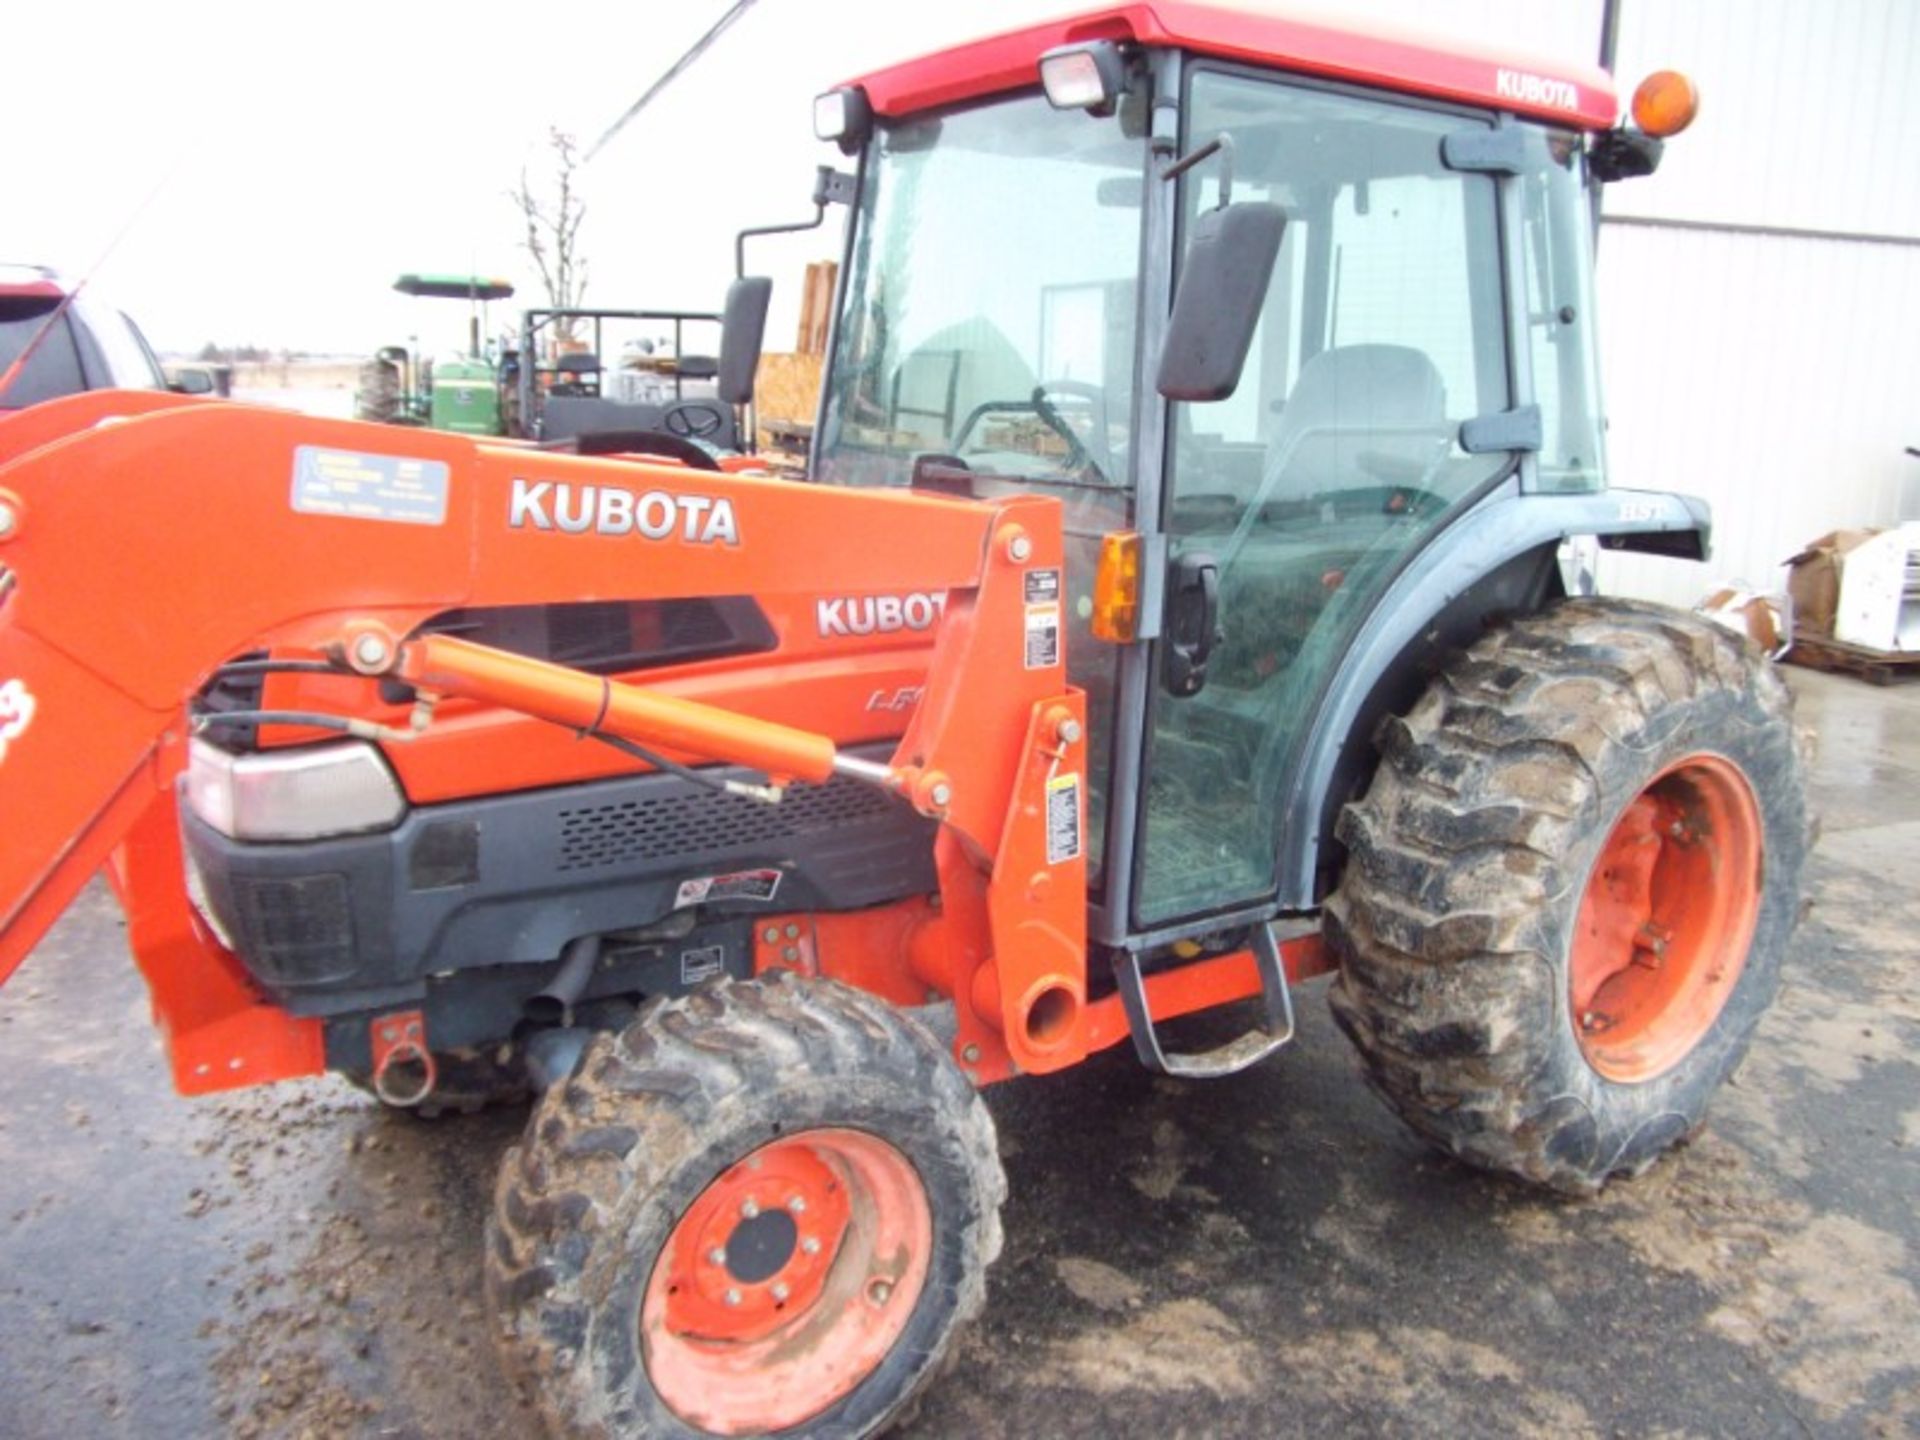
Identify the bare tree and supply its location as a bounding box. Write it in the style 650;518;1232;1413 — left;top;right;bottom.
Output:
512;129;589;341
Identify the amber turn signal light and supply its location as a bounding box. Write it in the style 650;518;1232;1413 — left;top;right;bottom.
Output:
1631;70;1700;139
1091;530;1143;643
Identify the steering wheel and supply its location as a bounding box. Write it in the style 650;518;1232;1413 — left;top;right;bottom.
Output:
1032;380;1116;481
950;384;1117;482
664;402;726;440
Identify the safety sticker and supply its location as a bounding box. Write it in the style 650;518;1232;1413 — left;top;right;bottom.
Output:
1025;604;1061;669
673;867;783;910
679;944;728;985
0;678;35;767
291;446;450;526
1045;771;1082;866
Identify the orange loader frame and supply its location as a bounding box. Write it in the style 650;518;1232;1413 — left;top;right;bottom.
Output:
0;391;1324;1096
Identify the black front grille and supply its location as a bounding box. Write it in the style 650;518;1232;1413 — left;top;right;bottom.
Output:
557;776;899;872
235;873;356;984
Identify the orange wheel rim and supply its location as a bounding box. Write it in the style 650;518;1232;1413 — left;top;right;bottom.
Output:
641;1128;932;1435
1569;753;1763;1083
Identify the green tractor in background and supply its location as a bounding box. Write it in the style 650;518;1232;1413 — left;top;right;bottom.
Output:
354;273;515;436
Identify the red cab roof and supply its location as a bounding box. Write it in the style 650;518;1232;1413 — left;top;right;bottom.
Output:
847;2;1617;131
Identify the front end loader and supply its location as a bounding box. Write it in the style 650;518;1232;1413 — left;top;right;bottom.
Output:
0;7;1804;1435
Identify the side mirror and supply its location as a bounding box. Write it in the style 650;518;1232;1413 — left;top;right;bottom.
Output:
717;275;772;406
167;366;216;396
1155;203;1285;403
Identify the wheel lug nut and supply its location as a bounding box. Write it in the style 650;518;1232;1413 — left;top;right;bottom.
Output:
801;1236;821;1256
788;1196;806;1214
867;1278;894;1306
707;1247;726;1265
741;1198;760;1219
771;1282;790;1302
724;1288;742;1307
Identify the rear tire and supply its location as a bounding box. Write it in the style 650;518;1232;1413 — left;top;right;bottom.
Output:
486;973;1004;1437
1327;598;1810;1194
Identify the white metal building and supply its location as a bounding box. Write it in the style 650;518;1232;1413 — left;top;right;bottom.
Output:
1591;0;1920;607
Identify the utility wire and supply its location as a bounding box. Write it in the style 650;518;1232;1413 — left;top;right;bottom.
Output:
0;169;174;403
585;0;761;162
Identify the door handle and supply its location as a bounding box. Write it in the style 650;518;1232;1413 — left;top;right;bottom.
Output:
1163;551;1221;697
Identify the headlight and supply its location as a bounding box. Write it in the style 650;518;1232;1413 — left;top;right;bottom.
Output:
187;739;405;841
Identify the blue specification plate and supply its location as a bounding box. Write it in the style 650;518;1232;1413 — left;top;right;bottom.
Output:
290;445;450;525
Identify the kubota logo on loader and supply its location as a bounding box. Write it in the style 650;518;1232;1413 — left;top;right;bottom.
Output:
508;478;740;545
817;592;947;638
0;678;35;765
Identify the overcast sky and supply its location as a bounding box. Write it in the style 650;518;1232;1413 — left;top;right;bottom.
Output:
3;0;1606;356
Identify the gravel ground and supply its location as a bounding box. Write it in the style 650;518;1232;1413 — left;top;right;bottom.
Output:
0;666;1915;1437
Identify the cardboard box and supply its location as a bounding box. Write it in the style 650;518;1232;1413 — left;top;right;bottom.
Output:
1698;586;1789;656
1784;529;1879;639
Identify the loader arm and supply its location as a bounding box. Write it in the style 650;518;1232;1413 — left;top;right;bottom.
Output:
0;395;1090;1083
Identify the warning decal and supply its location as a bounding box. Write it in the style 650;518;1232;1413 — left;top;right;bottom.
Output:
1025;604;1060;669
1024;569;1062;669
1045;772;1082;866
673;867;783;910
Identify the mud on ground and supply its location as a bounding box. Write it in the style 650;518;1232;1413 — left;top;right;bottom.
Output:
0;667;1914;1437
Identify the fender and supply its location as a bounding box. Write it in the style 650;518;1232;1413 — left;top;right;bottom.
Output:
1273;479;1712;907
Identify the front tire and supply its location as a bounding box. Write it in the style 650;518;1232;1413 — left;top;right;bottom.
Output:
1327;599;1810;1194
486;973;1005;1437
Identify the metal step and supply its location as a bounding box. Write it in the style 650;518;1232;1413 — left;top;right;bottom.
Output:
1111;923;1295;1078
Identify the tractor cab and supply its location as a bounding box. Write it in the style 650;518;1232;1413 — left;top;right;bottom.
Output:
807;3;1695;949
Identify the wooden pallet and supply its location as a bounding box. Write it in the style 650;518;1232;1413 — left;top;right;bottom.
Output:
1784;633;1920;686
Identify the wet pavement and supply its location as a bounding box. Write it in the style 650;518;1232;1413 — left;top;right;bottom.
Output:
1;666;1915;1438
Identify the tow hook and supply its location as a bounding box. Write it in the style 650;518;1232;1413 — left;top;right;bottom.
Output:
370;1010;437;1107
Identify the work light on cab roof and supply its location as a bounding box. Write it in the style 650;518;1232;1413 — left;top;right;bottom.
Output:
812;85;872;154
1039;40;1128;113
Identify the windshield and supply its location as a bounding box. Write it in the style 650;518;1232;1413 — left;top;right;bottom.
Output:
816;90;1148;491
0;297;84;409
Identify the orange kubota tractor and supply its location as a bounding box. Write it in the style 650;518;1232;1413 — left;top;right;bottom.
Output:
0;6;1803;1436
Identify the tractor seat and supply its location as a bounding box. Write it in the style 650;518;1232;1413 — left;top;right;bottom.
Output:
1259;343;1448;508
551;352;603;398
1206;346;1451;692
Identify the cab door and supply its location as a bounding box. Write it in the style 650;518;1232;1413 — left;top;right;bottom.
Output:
1127;69;1515;931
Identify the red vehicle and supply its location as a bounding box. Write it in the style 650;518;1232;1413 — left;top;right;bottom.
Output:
0;264;191;411
1;8;1791;1436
